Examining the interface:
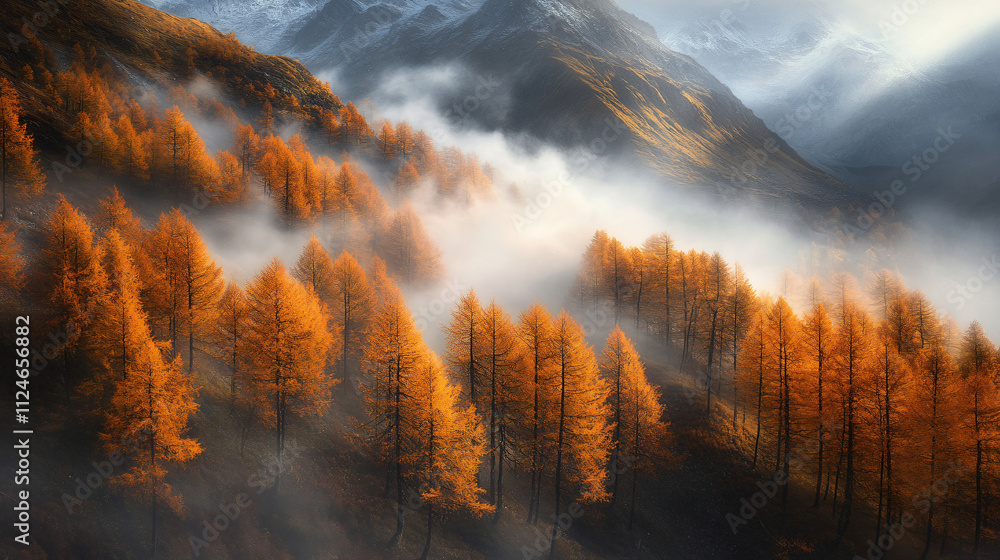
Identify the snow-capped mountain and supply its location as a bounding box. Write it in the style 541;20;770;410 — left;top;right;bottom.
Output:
139;0;328;52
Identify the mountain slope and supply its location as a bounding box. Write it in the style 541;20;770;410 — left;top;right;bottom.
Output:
2;0;343;155
288;0;856;209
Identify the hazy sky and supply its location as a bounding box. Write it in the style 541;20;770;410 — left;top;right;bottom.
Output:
617;0;1000;67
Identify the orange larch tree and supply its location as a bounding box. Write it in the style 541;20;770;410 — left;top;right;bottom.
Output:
474;299;526;520
0;77;45;219
445;289;486;402
38;196;107;383
408;351;492;559
0;220;22;305
517;303;560;524
330;250;373;392
102;328;200;556
610;328;669;530
291;236;337;302
361;289;429;542
244;258;335;489
548;310;611;557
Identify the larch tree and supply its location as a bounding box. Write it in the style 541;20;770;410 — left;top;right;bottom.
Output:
212;281;248;399
291;237;337;302
144;209;224;371
0;220;22;305
446;290;487;402
408;351;492;559
0;78;45;219
548;310;611;558
243;258;335;489
600;326;642;505
474;299;526;521
114;114;148;181
102;330;200;556
802;301;834;507
642;232;674;348
518;303;560;524
381;201;444;285
38;196;107;385
95;187;143;243
737;307;769;468
957;322;999;554
88;231;148;389
361;289;428;542
830;301;875;541
611;329;669;530
330;250;373;393
763;297;803;512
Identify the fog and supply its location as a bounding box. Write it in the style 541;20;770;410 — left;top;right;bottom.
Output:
186;61;997;354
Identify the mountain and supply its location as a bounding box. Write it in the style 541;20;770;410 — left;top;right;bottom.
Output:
135;0;858;211
657;7;1000;219
1;0;342;155
283;0;856;210
140;0;328;52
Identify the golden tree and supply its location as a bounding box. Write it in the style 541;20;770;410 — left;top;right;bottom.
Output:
0;220;22;305
548;310;611;557
330;250;373;392
0;77;45;219
361;289;428;542
244;258;335;488
143;209;224;371
291;236;337;301
607;328;669;530
102;331;200;556
517;303;560;524
408;352;491;559
445;289;486;402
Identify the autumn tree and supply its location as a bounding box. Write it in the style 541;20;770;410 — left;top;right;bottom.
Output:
445;290;486;402
830;302;874;541
408;352;492;559
0;220;22;305
95;187;142;242
102;326;200;555
330;251;373;392
473;300;526;520
144;209;224;371
957;322;999;554
642;233;674;347
244;259;335;488
801;301;834;507
548;310;611;557
381;202;444;285
608;328;669;530
518;303;559;523
291;236;337;301
0;78;45;218
37;196;106;383
361;290;428;541
113;114;148;181
212;281;248;398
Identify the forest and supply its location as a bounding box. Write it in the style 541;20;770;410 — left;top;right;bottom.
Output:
0;2;998;559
